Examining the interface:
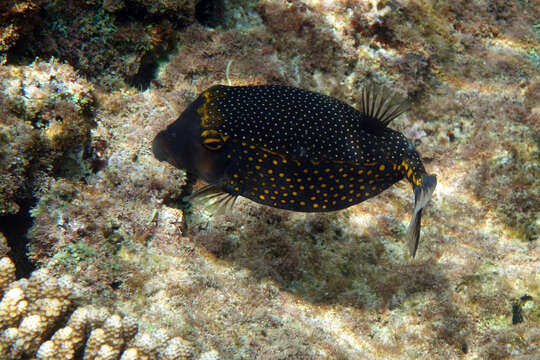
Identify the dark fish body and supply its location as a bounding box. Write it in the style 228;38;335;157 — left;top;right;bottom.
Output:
153;85;436;257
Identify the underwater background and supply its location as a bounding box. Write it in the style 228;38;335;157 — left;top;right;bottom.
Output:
0;0;538;359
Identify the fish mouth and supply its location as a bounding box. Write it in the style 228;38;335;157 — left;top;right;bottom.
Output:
152;132;172;163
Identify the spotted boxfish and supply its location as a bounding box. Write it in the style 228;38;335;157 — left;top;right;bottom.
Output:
153;85;436;257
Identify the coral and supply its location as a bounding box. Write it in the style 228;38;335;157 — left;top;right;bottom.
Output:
0;256;196;360
33;0;194;88
1;0;539;359
0;0;45;58
0;58;95;216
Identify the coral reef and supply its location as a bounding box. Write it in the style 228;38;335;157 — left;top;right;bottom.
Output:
0;58;95;216
0;0;538;359
0;0;45;60
0;256;195;360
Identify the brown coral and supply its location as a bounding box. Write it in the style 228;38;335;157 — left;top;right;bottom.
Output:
0;256;196;360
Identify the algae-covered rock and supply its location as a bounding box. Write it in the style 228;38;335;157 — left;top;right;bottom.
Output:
0;59;95;216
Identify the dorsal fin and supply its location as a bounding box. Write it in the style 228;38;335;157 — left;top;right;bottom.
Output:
359;85;409;127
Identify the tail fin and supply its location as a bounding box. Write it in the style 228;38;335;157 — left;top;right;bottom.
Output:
407;174;437;258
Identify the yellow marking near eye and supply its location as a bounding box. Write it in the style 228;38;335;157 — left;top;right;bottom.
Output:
227;154;232;159
322;205;327;209
299;185;305;190
273;190;279;194
263;153;268;158
338;184;345;189
279;173;285;177
300;201;306;206
296;178;302;183
369;180;375;184
375;174;379;178
273;160;278;165
234;186;240;191
229;180;235;184
342;173;348;178
367;170;372;175
325;168;331;172
407;169;413;177
379;165;385;171
243;149;248;154
356;193;361;197
303;169;309;173
348;184;354;188
248;156;254;161
365;192;370;196
360;185;365;190
268;169;273;174
340;196;346;200
233;174;239;178
321;184;327;188
338;168;344;172
255;165;261;170
318;176;323;181
358;178;364;182
292;191;298;196
371;186;377;190
323;193;328;197
258;158;263;163
393;163;397;170
329;175;335;179
270;196;276;200
270;177;275;181
283;193;288;197
310;196;316;200
349;190;354;194
264;189;270;194
307;177;312;181
281;199;286;203
249;145;256;149
333;193;339;198
290;199;295;203
313;203;319;209
259;195;265;200
309;185;315;190
286;178;292;182
332;200;337;205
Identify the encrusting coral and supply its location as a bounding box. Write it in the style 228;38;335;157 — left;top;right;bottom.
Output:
0;255;195;360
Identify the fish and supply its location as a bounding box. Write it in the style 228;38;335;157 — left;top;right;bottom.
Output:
152;84;436;257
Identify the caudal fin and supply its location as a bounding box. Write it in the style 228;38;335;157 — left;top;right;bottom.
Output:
407;174;437;258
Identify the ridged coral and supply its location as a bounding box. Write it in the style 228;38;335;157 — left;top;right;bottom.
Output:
0;256;195;360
